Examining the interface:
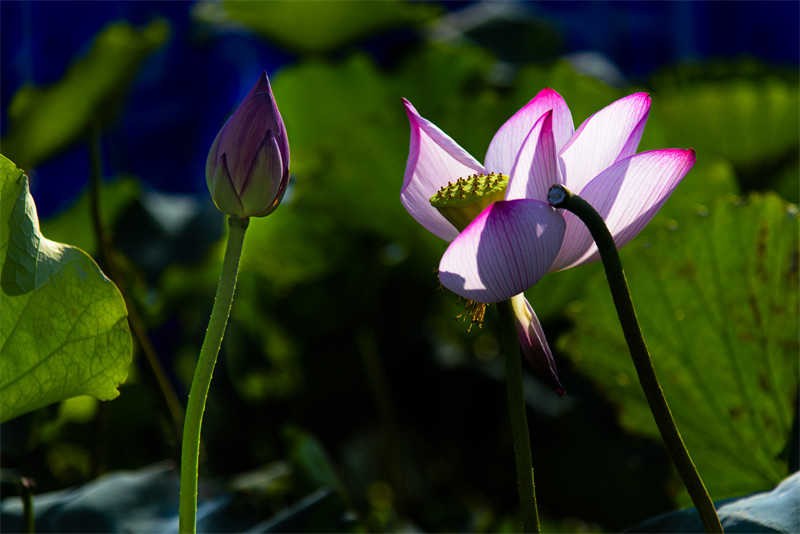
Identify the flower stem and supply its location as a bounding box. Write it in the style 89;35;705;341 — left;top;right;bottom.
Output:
547;185;723;533
497;299;541;534
19;476;34;534
178;215;249;534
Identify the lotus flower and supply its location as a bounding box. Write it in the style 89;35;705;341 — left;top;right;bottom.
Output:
401;89;695;394
206;71;290;218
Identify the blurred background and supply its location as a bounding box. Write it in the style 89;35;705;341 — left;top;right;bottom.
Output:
1;1;798;532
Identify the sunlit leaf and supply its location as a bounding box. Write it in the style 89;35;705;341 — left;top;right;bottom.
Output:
559;192;799;504
1;20;169;169
193;0;440;54
653;65;799;201
659;77;799;164
0;155;132;423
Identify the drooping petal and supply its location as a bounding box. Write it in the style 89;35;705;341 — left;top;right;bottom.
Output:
506;110;562;203
401;98;485;241
511;294;565;396
550;149;696;271
559;93;651;195
485;88;574;174
439;199;565;303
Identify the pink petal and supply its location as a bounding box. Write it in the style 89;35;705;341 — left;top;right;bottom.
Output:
506;110;562;203
485;88;574;174
559;93;651;195
401;99;485;241
550;149;696;271
511;294;565;396
439;199;565;303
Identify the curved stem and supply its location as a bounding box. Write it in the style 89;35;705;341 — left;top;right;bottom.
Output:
548;185;723;533
178;215;249;534
497;299;541;533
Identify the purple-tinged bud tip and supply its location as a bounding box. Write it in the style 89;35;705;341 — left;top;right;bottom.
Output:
206;71;290;218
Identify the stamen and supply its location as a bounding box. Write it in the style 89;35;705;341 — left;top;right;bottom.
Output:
456;298;488;332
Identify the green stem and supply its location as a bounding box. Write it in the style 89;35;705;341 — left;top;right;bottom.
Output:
20;476;34;534
547;185;723;533
497;299;541;534
178;215;249;534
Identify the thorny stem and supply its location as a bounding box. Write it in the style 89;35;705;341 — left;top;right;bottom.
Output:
547;184;723;534
497;299;541;533
178;215;249;534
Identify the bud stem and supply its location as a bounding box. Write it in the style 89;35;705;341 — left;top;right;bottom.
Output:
179;215;249;534
547;185;723;533
497;298;541;534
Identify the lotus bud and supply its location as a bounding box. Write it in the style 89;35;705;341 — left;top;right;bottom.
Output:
206;71;290;218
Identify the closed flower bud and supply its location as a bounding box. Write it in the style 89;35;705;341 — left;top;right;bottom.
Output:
206;71;290;218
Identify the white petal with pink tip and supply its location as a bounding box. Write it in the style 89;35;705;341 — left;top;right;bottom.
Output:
506;111;562;204
559;92;651;195
550;149;696;271
485;88;574;174
438;199;565;303
401;99;485;241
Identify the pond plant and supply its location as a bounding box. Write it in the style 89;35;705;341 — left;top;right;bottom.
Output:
400;89;720;532
0;17;797;531
179;71;290;533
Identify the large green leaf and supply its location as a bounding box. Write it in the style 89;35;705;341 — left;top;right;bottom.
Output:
0;155;132;423
559;192;799;504
651;62;799;166
652;64;799;202
658;78;799;165
1;20;169;169
193;0;440;54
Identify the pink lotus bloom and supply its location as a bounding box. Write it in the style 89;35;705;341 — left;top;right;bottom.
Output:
401;89;695;394
207;71;290;218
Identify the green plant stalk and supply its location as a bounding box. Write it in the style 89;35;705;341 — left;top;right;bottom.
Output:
20;477;34;534
547;185;723;533
178;215;249;534
497;299;541;534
